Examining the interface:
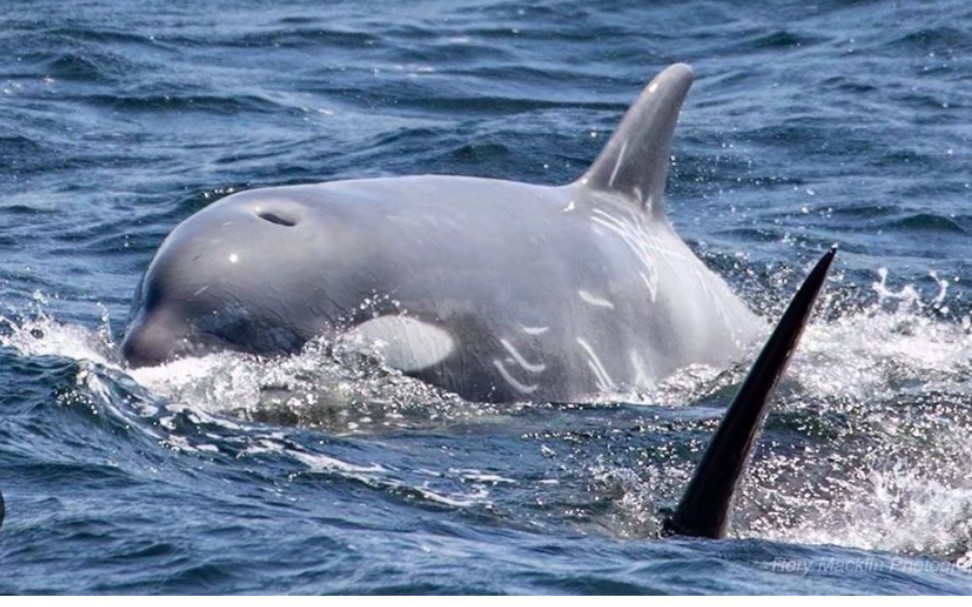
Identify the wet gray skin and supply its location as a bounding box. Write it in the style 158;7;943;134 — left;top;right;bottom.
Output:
121;64;761;403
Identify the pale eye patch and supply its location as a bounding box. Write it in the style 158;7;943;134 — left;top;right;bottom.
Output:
347;316;456;372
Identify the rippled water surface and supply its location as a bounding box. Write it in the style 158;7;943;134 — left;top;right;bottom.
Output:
2;0;972;595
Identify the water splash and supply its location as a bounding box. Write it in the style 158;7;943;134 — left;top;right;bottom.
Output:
0;302;115;367
3;266;972;561
728;268;972;559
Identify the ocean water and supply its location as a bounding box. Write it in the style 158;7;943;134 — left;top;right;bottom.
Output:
2;0;972;595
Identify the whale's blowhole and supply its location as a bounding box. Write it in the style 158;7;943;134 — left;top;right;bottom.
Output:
256;210;297;227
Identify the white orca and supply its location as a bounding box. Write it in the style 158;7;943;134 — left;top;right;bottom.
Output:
121;64;761;403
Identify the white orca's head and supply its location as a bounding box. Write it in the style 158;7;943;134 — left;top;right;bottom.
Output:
120;190;364;368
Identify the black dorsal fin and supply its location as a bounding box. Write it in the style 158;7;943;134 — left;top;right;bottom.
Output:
576;63;694;219
665;247;837;539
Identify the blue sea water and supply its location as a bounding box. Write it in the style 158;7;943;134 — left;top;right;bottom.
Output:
2;0;972;595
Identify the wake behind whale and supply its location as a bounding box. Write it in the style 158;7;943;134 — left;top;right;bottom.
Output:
121;63;760;403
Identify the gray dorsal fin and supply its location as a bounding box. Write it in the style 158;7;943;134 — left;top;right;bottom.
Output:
577;63;694;219
664;246;837;539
